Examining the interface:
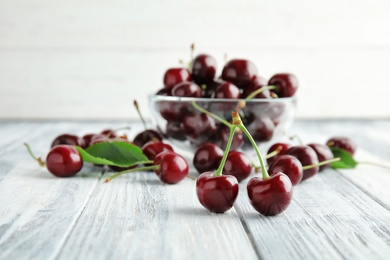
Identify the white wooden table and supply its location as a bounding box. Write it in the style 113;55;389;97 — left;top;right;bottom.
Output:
0;119;390;260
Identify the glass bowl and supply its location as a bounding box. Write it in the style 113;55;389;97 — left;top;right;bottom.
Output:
148;95;297;160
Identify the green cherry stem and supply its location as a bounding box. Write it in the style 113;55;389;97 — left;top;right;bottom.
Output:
214;124;237;177
232;112;269;180
191;101;232;128
24;143;45;167
245;85;277;100
302;157;341;170
104;162;156;183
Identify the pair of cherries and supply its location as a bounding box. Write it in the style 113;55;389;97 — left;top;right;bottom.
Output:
195;112;293;216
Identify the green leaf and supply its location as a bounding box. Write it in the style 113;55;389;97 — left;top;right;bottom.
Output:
330;147;358;169
75;141;149;167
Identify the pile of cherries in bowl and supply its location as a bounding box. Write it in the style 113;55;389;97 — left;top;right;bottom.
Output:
149;54;299;156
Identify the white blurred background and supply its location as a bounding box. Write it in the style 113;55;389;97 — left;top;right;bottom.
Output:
0;0;389;120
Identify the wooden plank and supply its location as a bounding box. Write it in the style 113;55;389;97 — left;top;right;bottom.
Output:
56;172;258;260
235;170;390;260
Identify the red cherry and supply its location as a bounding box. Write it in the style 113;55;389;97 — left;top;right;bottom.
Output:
51;134;84;148
191;54;217;85
182;113;217;145
171;81;202;97
247;172;293;216
153;151;189;184
266;142;292;165
163;68;191;91
193;142;223;174
268;73;298;97
196;171;239;213
242;76;273;99
211;82;241;99
223;151;252;182
46;145;83;177
221;59;258;89
81;133;95;149
245;116;275;143
213;124;244;151
307;143;334;171
133;129;163;147
285;145;319;182
326;136;357;155
142;141;174;161
268;155;303;185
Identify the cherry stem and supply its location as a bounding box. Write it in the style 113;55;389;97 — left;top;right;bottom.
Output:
191;101;232;128
266;149;280;159
214;124;237;177
232;112;269;179
133;99;147;131
302;157;341;170
357;161;390;171
104;163;158;183
245;85;277;101
289;134;304;145
24;143;45;167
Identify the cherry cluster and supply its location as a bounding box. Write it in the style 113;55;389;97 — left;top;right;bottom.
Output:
25;126;191;185
154;52;298;149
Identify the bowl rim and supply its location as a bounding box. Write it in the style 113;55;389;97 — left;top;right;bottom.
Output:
148;94;297;103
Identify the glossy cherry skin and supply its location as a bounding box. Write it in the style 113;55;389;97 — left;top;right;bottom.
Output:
142;141;174;161
211;82;241;99
163;68;192;91
268;73;298;97
266;142;292;165
242;76;273;99
196;171;239;213
191;54;217;85
268;155;303;185
245;116;275;143
193;142;223;174
223;151;252;182
182;113;217;145
153;151;189;184
171;81;202;97
221;59;258;89
326;136;357;155
247;172;293;216
81;133;95;149
45;145;83;177
51;134;84;148
213;124;244;151
133;129;163;147
286;145;319;182
308;143;334;171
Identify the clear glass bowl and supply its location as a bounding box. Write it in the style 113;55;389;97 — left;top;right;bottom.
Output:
148;95;297;159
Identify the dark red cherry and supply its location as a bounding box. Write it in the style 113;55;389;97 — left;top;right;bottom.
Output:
268;155;303;185
211;82;241;99
286;145;319;182
196;171;239;213
326;136;357;155
171;81;202;97
268;73;298;97
182;113;217;145
101;129;117;138
165;121;186;141
221;59;258;89
191;54;217;85
81;133;95;149
133;129;163;147
163;68;192;91
202;79;224;98
307;143;334;171
51;134;84;148
247;172;293;216
245;116;275;143
142;141;174;161
153;151;189;184
214;124;244;151
242;76;273;99
266;142;292;165
46;145;83;177
223;151;252;182
193;142;223;174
